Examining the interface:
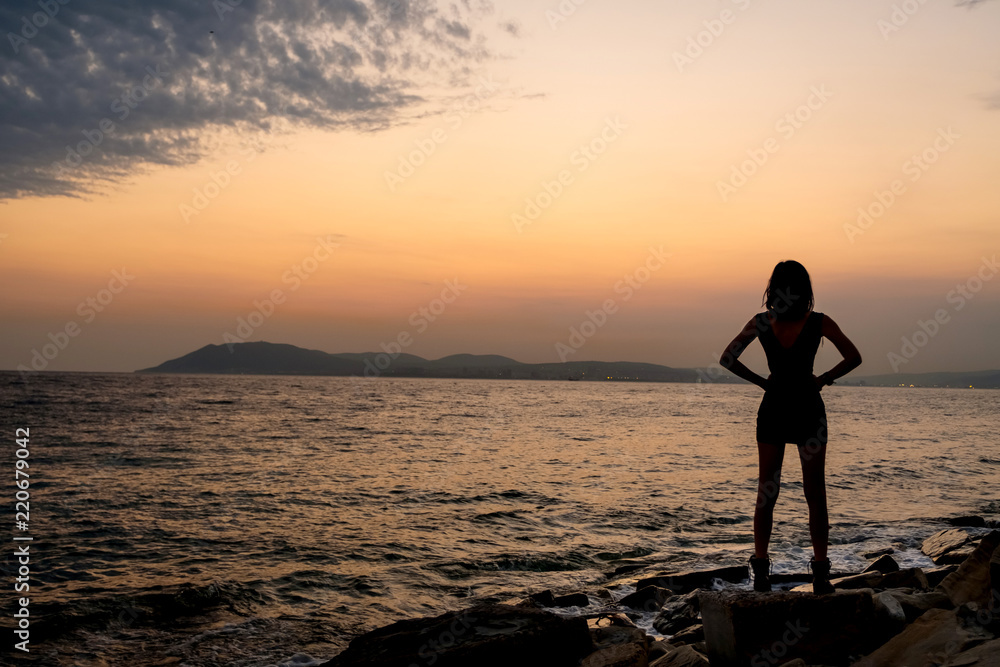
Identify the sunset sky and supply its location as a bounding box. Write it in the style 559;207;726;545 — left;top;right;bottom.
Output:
2;0;998;375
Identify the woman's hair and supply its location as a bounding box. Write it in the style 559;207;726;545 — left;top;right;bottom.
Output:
762;260;814;321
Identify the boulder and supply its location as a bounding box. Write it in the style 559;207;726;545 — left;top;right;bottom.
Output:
588;613;638;629
872;591;907;637
938;544;979;565
853;607;993;667
652;591;701;636
881;590;954;623
925;564;960;588
862;547;895;559
937;530;1000;607
698;590;882;667
922;528;972;562
320;602;592;667
648;638;675;661
619;586;674;612
863;554;900;574
669;624;704;646
580;641;649;667
947;515;988;528
828;571;884;590
589;624;649;651
879;567;929;590
637;566;748;594
649;645;709;667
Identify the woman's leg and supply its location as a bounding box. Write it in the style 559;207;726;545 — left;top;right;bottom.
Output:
754;442;785;559
798;441;829;560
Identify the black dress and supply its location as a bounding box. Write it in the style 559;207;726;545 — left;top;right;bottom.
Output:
755;310;828;447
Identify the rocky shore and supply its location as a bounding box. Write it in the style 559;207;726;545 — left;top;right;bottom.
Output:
317;520;1000;667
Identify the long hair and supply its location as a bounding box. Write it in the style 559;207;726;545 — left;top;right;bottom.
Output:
762;260;814;321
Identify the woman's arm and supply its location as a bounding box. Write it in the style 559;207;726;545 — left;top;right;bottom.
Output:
817;314;862;385
719;317;768;390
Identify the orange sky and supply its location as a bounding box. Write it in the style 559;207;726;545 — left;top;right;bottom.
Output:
2;0;999;374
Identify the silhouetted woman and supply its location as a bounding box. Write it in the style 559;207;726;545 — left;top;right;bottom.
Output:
720;261;862;594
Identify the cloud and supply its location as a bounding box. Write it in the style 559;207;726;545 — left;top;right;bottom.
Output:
0;0;502;199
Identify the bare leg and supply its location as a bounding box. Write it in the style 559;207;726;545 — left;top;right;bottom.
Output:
754;442;785;559
798;441;829;560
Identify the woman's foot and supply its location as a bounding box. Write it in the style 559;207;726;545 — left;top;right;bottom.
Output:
810;557;835;594
749;555;772;592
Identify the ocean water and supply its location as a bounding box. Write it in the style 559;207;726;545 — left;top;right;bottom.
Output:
1;373;998;666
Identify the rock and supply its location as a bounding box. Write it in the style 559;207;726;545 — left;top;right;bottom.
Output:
925;564;959;588
589;624;648;650
852;607;994;667
947;515;988;528
649;645;709;667
669;624;704;646
879;567;929;590
320;602;593;667
619;586;675;612
828;571;885;590
938;544;979;565
881;590;954;623
588;613;638;629
648;638;674;661
922;528;972;562
652;591;701;636
551;592;590;607
873;591;907;636
862;547;895;559
636;566;748;594
937;530;1000;607
522;590;554;607
863;554;900;574
580;641;649;667
698;590;882;667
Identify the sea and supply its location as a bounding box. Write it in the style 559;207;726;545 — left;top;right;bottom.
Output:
1;373;998;666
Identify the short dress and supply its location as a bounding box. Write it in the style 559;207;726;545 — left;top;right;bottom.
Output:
755;310;828;447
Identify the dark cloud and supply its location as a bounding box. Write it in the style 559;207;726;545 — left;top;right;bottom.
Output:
0;0;500;199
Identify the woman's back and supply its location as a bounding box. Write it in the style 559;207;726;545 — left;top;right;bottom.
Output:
756;310;824;386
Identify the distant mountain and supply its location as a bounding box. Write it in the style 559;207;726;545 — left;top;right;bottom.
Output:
136;342;710;383
135;342;1000;387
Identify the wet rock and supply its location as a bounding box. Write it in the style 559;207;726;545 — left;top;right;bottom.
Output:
863;554;900;574
636;566;748;594
669;623;704;646
589;624;648;650
649;645;709;667
652;591;701;636
521;590;555;607
587;613;638;629
861;547;895;559
698;590;881;667
947;515;988;528
937;530;1000;607
619;586;674;612
320;602;593;667
881;590;954;623
580;641;649;667
922;528;972;563
853;607;994;667
829;571;884;590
